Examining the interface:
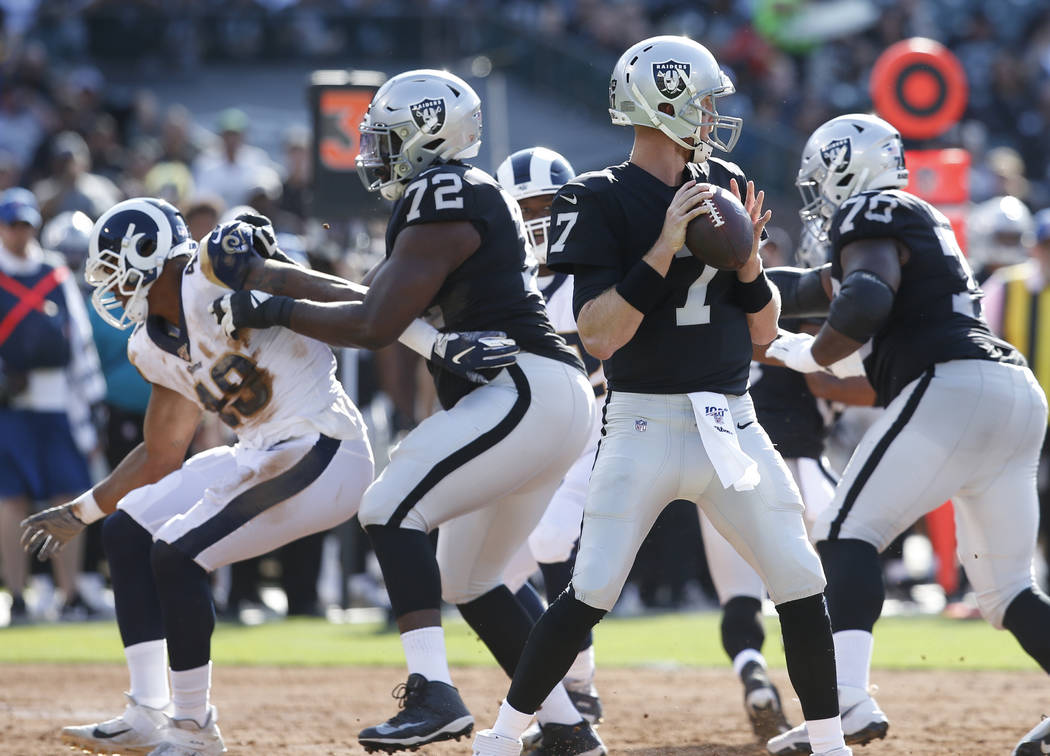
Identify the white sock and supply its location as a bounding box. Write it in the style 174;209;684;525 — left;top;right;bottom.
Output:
732;648;767;677
536;683;583;726
170;662;211;727
833;629;873;693
400;627;452;685
492;698;534;740
125;640;170;710
807;715;846;753
565;645;595;683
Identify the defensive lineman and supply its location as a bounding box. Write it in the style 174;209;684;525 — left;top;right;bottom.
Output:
473;35;850;756
766;113;1050;756
212;71;599;754
19;200;512;755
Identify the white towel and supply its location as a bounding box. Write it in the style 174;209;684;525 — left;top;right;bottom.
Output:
687;392;761;491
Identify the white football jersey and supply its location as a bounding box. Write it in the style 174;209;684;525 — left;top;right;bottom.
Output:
127;251;366;449
538;272;605;394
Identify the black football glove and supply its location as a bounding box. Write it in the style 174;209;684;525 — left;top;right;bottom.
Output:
234;212;299;266
430;331;519;384
210;290;296;339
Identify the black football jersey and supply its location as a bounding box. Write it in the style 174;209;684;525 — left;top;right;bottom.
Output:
828;189;1024;406
750;319;827;459
386;161;583;409
544;158;754;395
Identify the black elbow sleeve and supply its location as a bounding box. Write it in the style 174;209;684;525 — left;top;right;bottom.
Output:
767;264;831;318
827;270;895;343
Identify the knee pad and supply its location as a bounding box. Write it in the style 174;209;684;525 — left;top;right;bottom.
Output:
817;539;884;632
527;520;576;565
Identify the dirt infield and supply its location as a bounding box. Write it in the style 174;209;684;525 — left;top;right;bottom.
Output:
0;664;1043;754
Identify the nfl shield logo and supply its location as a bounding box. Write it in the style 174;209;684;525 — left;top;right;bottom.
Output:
652;60;690;99
635;418;647;433
820;138;852;173
410;98;446;135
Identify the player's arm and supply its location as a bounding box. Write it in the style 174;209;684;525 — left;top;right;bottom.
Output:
803;372;877;407
729;179;777;345
20;383;201;560
768;239;900;372
767;264;834;318
577;180;712;360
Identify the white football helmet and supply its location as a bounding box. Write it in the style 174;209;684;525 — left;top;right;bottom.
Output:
968;195;1034;269
41;210;94;271
496;147;575;263
357;69;482;200
608;35;741;162
796;113;909;235
86;197;196;329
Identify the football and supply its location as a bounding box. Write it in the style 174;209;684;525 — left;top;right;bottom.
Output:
684;185;754;271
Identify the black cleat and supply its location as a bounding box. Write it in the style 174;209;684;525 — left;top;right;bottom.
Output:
358;673;474;753
1013;716;1050;755
564;679;603;725
741;660;791;740
531;720;606;756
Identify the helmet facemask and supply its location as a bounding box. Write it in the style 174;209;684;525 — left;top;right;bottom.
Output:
357;123;412;201
85;240;161;330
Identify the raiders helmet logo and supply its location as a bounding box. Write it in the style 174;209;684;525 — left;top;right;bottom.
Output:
652;60;690;99
820;138;852;173
410;98;446;136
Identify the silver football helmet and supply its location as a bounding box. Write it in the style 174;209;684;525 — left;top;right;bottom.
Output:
41;210;94;271
357;69;482;201
496;147;575;263
86;197;196;329
608;35;741;163
968;195;1034;270
796;113;909;235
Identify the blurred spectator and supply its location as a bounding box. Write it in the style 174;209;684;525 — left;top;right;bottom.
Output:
183;197;224;243
32;131;121;222
192;108;278;209
0;187;104;622
279;125;311;232
968;195;1035;281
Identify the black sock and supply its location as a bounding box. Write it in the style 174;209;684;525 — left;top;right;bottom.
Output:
458;586;534;678
776;593;838;721
150;540;214;671
721;595;764;662
365;524;441;617
515;582;546;623
506;589;605;714
1003;587;1050;673
818;539;884;632
103;511;164;647
539;558;593;652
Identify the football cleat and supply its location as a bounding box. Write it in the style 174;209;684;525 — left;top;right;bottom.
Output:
61;693;172;755
146;706;226;756
529;720;606;756
564;678;604;725
1013;715;1050;755
767;686;887;755
358;673;474;753
742;660;791;740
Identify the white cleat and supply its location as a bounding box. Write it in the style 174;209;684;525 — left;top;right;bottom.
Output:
472;728;524;756
815;749;853;756
767;687;887;755
1013;715;1050;755
61;693;172;755
146;706;226;755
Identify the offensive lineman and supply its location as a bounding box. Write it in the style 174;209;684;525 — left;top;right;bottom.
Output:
765;113;1050;756
472;36;850;756
212;70;600;755
19;200;514;755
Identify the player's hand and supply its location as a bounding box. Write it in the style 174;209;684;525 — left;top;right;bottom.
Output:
826;350;867;379
766;330;824;373
233;212;291;262
431;331;519;384
210;290;296;339
206;221;259;289
730;178;773;281
656;180;714;256
20;502;86;561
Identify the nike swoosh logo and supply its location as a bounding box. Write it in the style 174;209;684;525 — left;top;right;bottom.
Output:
563;194;578;204
375;721;426;735
736;421;754;430
451;347;474;364
92;727;132;739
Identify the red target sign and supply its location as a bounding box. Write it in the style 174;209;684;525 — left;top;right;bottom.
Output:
870;38;968;140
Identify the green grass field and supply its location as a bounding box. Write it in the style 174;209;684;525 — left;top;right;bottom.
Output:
0;611;1033;671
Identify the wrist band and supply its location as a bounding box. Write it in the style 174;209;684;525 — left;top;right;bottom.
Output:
398;319;439;358
72;490;105;524
615;260;671;314
735;270;774;313
264;295;296;327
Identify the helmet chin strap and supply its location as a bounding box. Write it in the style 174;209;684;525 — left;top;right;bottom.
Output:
693;140;713;164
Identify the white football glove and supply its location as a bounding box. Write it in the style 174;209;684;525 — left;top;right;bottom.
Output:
826;350;867;379
766;330;823;373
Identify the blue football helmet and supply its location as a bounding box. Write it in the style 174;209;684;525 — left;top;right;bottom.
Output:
496;147;575;263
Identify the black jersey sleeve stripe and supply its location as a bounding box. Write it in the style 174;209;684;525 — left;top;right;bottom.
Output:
827;367;934;540
387;364;532;527
169;434;341;558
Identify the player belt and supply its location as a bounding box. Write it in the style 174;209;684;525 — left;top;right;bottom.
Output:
0;267;69;348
